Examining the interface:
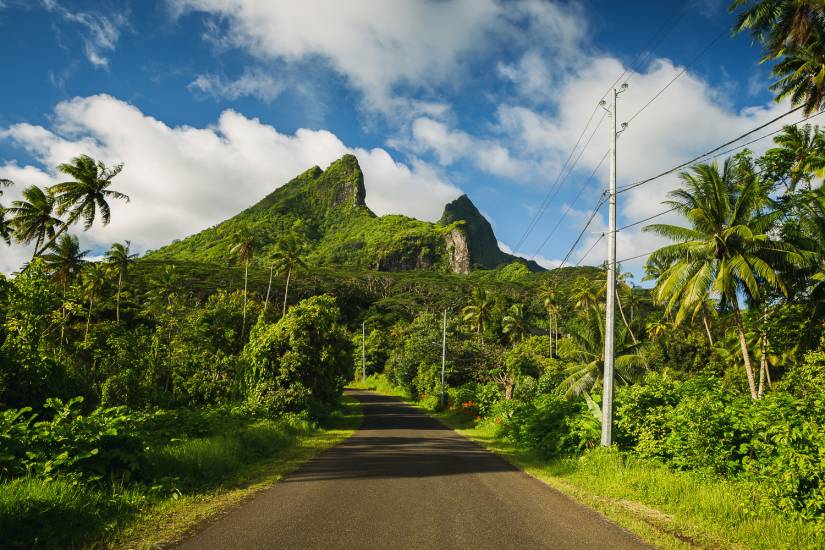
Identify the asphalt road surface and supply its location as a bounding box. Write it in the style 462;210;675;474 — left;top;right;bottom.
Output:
178;390;650;550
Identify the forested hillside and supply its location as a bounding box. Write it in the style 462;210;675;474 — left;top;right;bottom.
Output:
1;0;825;547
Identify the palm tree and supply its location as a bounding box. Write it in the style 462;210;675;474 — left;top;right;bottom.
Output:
462;288;493;344
731;0;825;58
41;234;88;343
601;265;639;344
271;233;307;317
105;241;137;322
643;159;807;399
502;303;529;343
538;283;559;356
81;263;107;341
229;230;257;339
763;124;825;192
146;265;179;308
6;185;63;256
0;178;11;195
556;314;645;398
571;276;600;312
36;155;128;256
0;205;12;245
646;318;668;341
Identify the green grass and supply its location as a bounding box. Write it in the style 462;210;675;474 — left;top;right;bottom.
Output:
358;381;825;549
0;398;362;549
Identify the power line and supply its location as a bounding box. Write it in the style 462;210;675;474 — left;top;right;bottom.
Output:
513;3;688;252
532;148;610;257
515;112;607;251
626;28;727;125
616;105;805;195
617;206;679;231
575;233;605;266
556;192;608;269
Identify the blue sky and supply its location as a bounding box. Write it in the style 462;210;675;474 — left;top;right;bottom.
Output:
0;0;792;277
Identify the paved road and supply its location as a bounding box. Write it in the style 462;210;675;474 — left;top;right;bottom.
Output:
178;390;649;549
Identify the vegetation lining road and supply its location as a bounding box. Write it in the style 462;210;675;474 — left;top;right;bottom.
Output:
351;378;825;550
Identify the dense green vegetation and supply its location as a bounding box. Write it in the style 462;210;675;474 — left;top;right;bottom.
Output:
1;1;825;547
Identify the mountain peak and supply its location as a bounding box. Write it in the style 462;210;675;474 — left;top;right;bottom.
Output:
316;154;367;208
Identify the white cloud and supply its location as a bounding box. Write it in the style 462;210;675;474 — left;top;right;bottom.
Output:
42;0;127;68
189;69;285;103
0;94;461;273
498;241;561;270
166;0;585;114
409;117;527;178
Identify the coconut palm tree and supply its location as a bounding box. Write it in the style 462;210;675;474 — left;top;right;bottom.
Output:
0;205;12;245
646;318;668;341
41;234;88;343
81;263;107;341
538;283;559;356
105;241;137;322
731;0;825;58
762;124;825;192
643;159;807;399
36;155;128;256
230;229;257;339
502;303;529;343
6;185;63;256
462;288;493;344
557;314;645;398
271;233;308;317
570;276;600;312
146;265;179;308
0;178;11;195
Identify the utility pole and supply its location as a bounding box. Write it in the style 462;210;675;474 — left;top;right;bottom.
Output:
362;321;366;383
600;84;627;447
440;309;447;408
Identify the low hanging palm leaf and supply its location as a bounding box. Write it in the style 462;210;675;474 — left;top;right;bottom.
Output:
556;314;645;398
731;0;825;59
0;204;12;245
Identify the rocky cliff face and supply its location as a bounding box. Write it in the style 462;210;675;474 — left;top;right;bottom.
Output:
443;227;470;274
438;194;544;272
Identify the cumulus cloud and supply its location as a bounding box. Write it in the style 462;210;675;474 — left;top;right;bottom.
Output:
166;0;585;114
0;94;461;273
42;0;128;68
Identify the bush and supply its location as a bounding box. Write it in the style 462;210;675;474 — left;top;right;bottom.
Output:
245;295;352;415
496;395;588;458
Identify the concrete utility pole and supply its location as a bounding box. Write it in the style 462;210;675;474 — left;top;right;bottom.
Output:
600;84;627;447
362;321;366;383
441;309;447;408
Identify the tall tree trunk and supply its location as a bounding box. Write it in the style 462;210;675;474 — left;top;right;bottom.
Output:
241;259;248;340
758;303;770;398
702;310;714;346
282;267;291;317
85;296;93;341
33;209;80;257
264;265;273;312
616;289;638;344
732;297;759;400
60;280;67;346
116;271;122;323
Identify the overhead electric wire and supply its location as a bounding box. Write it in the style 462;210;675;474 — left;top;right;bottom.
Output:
616;105;805;195
514;112;607;251
513;3;689;252
531;148;610;257
626;28;728;125
575;233;605;266
556;192;608;269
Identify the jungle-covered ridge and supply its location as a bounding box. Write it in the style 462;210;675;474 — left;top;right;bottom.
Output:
145;154;544;274
1;0;825;548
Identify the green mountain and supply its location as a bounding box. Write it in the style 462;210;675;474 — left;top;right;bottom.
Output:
146;154;545;273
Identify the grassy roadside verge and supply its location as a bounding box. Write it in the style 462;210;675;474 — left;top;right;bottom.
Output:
0;396;362;549
350;378;823;550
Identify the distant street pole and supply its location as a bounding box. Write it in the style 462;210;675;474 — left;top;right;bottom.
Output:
600;84;627;447
440;309;447;408
362;321;366;383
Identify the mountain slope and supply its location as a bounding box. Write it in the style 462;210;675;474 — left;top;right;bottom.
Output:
146;155;544;273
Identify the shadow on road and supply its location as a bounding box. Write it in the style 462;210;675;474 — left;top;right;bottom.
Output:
283;391;516;482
